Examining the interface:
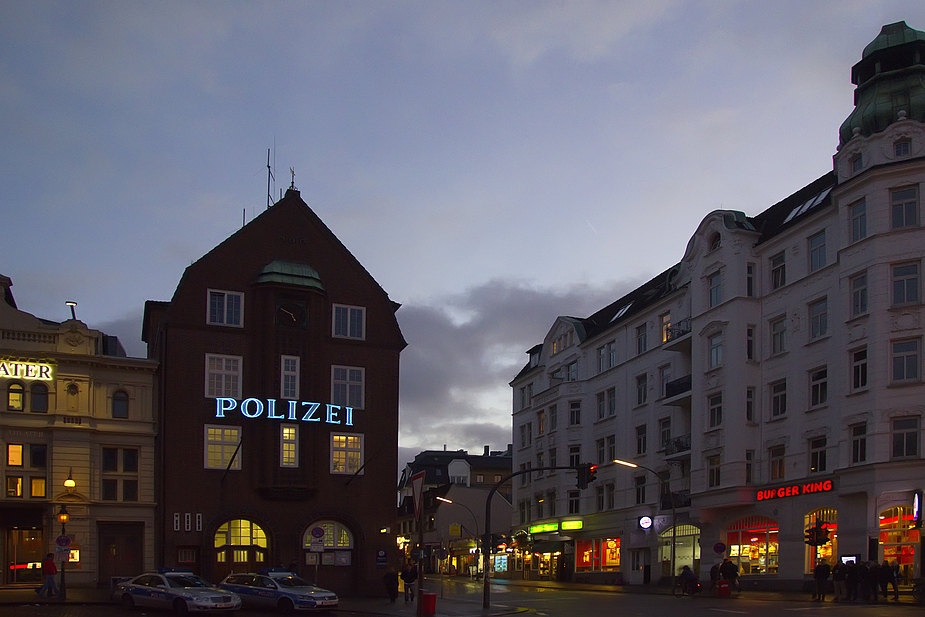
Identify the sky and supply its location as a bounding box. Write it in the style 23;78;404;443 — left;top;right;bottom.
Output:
1;1;921;468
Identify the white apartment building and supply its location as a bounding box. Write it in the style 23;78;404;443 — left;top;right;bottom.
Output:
510;21;925;591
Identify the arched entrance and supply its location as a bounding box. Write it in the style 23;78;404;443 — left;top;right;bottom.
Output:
659;524;700;576
213;519;268;581
803;508;837;573
880;506;919;584
301;520;355;593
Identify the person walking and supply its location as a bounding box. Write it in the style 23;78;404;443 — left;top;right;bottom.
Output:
35;553;59;598
813;558;831;601
382;568;399;603
400;563;418;603
867;561;880;603
846;559;859;602
720;557;740;591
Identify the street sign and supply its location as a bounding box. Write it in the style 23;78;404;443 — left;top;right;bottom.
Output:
310;539;324;553
311;526;325;539
714;542;726;554
411;471;425;520
55;535;71;548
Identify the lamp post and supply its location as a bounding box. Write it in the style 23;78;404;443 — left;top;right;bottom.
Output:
614;459;677;588
436;497;480;576
58;469;76;600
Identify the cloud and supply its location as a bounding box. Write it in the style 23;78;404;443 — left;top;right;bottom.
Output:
396;277;642;452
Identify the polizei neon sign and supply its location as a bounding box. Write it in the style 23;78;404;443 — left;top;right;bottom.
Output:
214;398;355;426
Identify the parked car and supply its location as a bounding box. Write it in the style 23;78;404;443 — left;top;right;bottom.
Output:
112;569;241;614
219;569;338;611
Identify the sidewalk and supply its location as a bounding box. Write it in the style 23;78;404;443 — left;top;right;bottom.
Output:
1;576;921;614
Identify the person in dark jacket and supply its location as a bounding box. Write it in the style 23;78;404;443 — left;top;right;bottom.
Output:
400;563;418;603
382;568;399;603
867;561;880;603
720;558;740;590
812;559;831;601
845;560;859;602
831;560;847;602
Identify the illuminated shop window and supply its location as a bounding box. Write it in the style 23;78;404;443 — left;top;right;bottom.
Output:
576;538;621;572
331;433;363;474
204;425;241;470
879;506;920;584
725;516;779;575
659;525;700;577
303;520;354;549
803;508;837;573
205;354;242;398
7;444;23;466
333;305;365;339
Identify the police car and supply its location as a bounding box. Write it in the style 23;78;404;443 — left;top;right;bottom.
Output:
218;569;338;611
112;569;241;614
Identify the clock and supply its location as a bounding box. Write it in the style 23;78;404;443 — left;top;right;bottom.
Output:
275;301;307;328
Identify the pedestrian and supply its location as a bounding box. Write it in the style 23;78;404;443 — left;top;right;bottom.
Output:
383;568;399;603
400;563;418;603
678;565;699;595
812;558;831;601
831;559;847;602
709;562;720;594
867;561;880;602
720;557;740;591
845;559;859;602
889;560;901;600
35;553;59;598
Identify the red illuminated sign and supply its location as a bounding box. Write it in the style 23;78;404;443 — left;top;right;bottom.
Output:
756;479;833;501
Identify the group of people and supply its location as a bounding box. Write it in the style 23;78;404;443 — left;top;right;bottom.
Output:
382;563;419;604
679;557;740;595
813;558;900;603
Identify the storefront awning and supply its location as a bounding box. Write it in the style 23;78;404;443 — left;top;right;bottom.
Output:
531;541;565;554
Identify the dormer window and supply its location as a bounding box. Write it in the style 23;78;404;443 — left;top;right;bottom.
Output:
850;154;863;173
895;140;911;157
709;232;721;251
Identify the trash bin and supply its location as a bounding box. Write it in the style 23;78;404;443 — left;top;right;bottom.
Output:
715;579;730;597
421;591;436;616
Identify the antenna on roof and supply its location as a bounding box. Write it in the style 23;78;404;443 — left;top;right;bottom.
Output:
266;148;275;209
290;167;296;190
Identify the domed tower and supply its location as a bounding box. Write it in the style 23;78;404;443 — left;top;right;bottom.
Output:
839;21;925;147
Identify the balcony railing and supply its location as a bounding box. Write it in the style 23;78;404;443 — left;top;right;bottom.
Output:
665;374;692;398
665;318;691;342
664;434;691;455
661;490;692;510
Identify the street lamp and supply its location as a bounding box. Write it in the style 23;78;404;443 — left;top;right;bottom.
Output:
614;459;677;588
436;497;480;575
57;504;69;600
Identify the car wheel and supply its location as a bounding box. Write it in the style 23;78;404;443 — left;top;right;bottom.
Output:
278;597;295;613
121;594;135;610
174;598;189;615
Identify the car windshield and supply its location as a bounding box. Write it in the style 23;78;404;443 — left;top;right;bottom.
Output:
274;576;312;588
167;575;212;588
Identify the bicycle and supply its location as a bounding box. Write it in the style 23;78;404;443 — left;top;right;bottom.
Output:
912;579;925;604
673;581;702;598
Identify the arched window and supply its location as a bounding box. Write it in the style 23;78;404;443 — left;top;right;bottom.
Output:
659;524;701;577
30;383;48;413
709;232;722;251
880;505;920;583
214;519;268;572
303;520;354;550
804;508;837;573
112;390;129;419
725;515;778;575
7;383;23;411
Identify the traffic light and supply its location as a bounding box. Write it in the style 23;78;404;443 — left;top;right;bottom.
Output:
804;521;831;546
804;526;818;546
575;463;597;490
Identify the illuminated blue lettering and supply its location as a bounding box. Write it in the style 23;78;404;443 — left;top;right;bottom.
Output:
266;399;284;419
287;400;298;420
215;398;237;418
326;404;341;424
241;398;264;418
345;407;354;426
301;402;321;422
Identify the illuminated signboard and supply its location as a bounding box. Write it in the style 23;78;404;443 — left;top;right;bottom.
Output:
639;516;653;529
561;521;583;531
528;523;558;534
914;491;923;528
215;397;355;426
756;479;833;501
0;360;54;381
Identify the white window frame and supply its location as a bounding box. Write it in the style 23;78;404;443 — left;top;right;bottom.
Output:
330;432;364;475
891;339;921;383
205;354;242;399
892;262;920;306
708;333;723;368
770;252;786;290
207;289;244;327
850;200;867;242
770;380;787;417
809;366;828;408
770;316;787;355
708;271;722;307
891;186;919;229
809;297;827;340
332;304;366;340
332;366;365;409
281;355;300;400
204;425;241;470
809;437;827;473
808;231;826;272
280;424;298;468
851;272;868;316
708;393;722;428
851;347;868;392
707;455;721;488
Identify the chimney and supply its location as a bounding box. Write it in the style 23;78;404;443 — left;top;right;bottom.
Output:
484;445;490;456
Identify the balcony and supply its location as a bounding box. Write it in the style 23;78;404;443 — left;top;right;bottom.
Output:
661;490;692;510
663;318;692;354
663;434;691;456
663;375;692;406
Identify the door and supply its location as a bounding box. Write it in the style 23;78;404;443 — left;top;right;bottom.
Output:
98;523;144;585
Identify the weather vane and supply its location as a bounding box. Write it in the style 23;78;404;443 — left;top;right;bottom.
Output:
290;167;296;189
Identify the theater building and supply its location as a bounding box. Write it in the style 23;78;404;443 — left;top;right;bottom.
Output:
510;21;925;589
1;274;157;587
143;186;406;596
